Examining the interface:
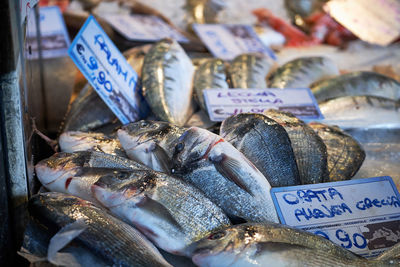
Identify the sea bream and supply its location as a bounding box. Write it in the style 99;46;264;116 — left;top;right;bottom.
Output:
117;120;186;172
91;169;231;255
142;38;195;126
171;126;279;223
228;53;275;89
268;56;339;88
220;113;300;187
29;192;172;267
188;223;399;267
311;71;400;103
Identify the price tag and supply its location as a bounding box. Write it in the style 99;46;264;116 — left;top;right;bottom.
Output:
203;88;322;122
193;24;276;61
69;16;146;124
271;176;400;258
102;14;189;43
27;6;70;59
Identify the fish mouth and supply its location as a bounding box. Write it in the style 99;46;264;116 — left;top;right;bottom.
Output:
34;158;79;185
117;129;153;150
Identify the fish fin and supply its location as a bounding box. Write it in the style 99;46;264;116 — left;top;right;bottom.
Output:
150;143;172;174
209;151;254;196
136;195;183;231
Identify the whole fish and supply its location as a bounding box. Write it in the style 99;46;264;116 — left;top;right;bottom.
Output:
309;122;365;181
220;113;300;187
118;120;186;172
228;53;274;89
59;131;126;157
142;38;195;126
311;71;400;102
193;58;229;111
189;223;398;267
264;109;328;184
91;169;231;255
171;126;279;223
319;95;400;128
268;56;339;88
29;192;172;267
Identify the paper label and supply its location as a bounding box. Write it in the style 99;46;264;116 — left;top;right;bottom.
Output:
271;176;400;258
193;24;276;61
203;88;323;121
69;16;145;124
102;14;189;43
324;0;400;46
27;6;70;59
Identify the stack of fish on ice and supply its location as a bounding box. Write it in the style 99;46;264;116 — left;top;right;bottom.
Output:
30;39;400;266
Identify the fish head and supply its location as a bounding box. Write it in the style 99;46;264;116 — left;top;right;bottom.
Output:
59;131;109;153
171;127;219;173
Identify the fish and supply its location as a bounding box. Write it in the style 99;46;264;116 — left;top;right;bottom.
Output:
124;44;153;77
309;122;365;181
219;113;300;187
319;95;400;129
264;109;328;184
228;53;274;89
311;71;400;103
142;38;195;126
184;0;226;27
268;56;339;88
28;192;172;267
117;120;186;172
59;131;126;157
91;169;231;255
193;58;229;111
188;223;399;267
171;126;279;223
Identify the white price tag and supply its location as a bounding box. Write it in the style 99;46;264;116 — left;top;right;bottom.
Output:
102;14;189;43
203;88;323;122
271;176;400;258
68;16;147;124
193;24;276;61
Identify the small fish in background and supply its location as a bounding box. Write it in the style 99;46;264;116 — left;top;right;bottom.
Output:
264;109;328;184
309;122;365;181
184;0;226;29
268;56;339;88
319;95;400;129
28;192;172;267
311;71;400;103
228;53;275;89
220;113;300;187
117;120;186;173
188;223;399;267
91;168;231;256
171;126;279;223
142;38;195;126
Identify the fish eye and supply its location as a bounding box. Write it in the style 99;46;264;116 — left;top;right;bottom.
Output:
116;172;128;180
175;142;185;153
140;121;149;128
208;231;226;240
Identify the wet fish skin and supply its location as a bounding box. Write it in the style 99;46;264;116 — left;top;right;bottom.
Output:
117;120;186;172
184;0;226;25
319;95;400;128
59;131;127;158
171;126;279;223
142;38;195;126
228;53;274;89
311;71;400;103
91;169;231;255
309;122;365;181
264;109;328;184
193;58;229;111
190;223;397;267
268;56;339;88
220;113;300;187
125;44;153;77
29;192;172;267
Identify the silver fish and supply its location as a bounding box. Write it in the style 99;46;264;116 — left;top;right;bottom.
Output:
142;39;195;126
311;71;400;103
268;56;339;88
171;127;279;223
184;0;226;26
229;53;274;89
92;169;231;255
125;44;153;77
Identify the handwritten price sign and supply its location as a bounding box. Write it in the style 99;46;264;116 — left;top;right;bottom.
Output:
271;176;400;258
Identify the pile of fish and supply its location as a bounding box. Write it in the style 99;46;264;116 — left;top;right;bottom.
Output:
28;39;400;266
